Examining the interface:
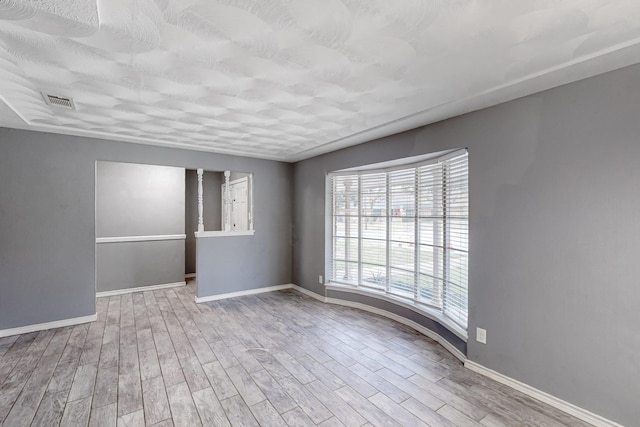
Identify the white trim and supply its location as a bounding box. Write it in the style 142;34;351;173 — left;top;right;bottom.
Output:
195;230;255;238
291;284;327;303
185;273;196;279
195;281;466;363
197;168;204;233
248;174;254;231
195;284;293;303
329;148;465;175
3;121;285;162
286;37;640;162
96;234;186;244
325;296;466;362
287;284;466;362
464;361;624;427
96;281;185;298
223;170;232;231
94;161;98;302
325;283;468;341
0;314;97;338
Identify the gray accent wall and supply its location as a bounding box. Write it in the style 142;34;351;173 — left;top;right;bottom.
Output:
97;162;185;237
96;161;185;292
0;128;292;330
292;63;640;425
97;240;185;292
195;168;291;297
196;234;286;298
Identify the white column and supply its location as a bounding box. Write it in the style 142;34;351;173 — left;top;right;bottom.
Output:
248;174;253;230
197;168;204;232
224;170;231;231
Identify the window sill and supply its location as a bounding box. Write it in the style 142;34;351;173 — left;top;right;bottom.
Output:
325;282;468;341
195;230;255;238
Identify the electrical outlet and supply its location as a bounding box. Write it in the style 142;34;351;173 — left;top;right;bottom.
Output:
476;327;487;344
319;275;323;284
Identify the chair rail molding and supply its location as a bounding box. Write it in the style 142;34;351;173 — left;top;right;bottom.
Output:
195;230;255;238
96;234;186;243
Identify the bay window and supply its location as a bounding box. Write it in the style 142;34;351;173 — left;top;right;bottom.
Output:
329;150;468;329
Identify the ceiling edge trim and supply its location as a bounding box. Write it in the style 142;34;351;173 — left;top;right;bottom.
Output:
285;36;640;163
3;122;286;162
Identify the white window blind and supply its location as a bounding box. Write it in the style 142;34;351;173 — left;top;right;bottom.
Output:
330;151;469;329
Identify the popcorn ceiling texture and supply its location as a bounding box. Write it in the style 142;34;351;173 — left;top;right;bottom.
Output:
28;0;99;26
0;0;639;160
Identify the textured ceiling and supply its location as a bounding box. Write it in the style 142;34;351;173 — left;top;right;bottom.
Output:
1;1;640;161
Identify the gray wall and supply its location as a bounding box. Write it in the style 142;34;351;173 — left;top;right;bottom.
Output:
97;162;185;236
96;161;185;292
97;240;185;292
0;128;292;330
197;234;281;297
185;170;223;274
196;168;291;297
292;63;640;425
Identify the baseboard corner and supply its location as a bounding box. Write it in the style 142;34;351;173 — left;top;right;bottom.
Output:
290;284;327;303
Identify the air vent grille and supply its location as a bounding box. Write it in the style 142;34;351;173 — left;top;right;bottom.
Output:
42;93;75;110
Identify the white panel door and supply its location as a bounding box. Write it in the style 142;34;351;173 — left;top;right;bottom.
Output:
231;179;248;230
222;177;249;231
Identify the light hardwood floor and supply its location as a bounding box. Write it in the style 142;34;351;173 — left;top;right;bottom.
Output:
0;284;590;427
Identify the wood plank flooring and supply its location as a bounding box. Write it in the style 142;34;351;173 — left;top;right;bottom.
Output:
0;284;591;427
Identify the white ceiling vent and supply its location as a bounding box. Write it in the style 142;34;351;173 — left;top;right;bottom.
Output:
41;93;75;110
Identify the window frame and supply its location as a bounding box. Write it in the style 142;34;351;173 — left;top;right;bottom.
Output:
326;150;468;339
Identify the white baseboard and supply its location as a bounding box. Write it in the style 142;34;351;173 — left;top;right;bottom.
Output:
195;284;294;303
185;273;196;279
464;360;623;427
310;283;621;426
324;296;467;362
0;314;97;338
286;284;466;362
291;284;327;303
97;281;186;298
325;283;467;341
192;281;619;426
